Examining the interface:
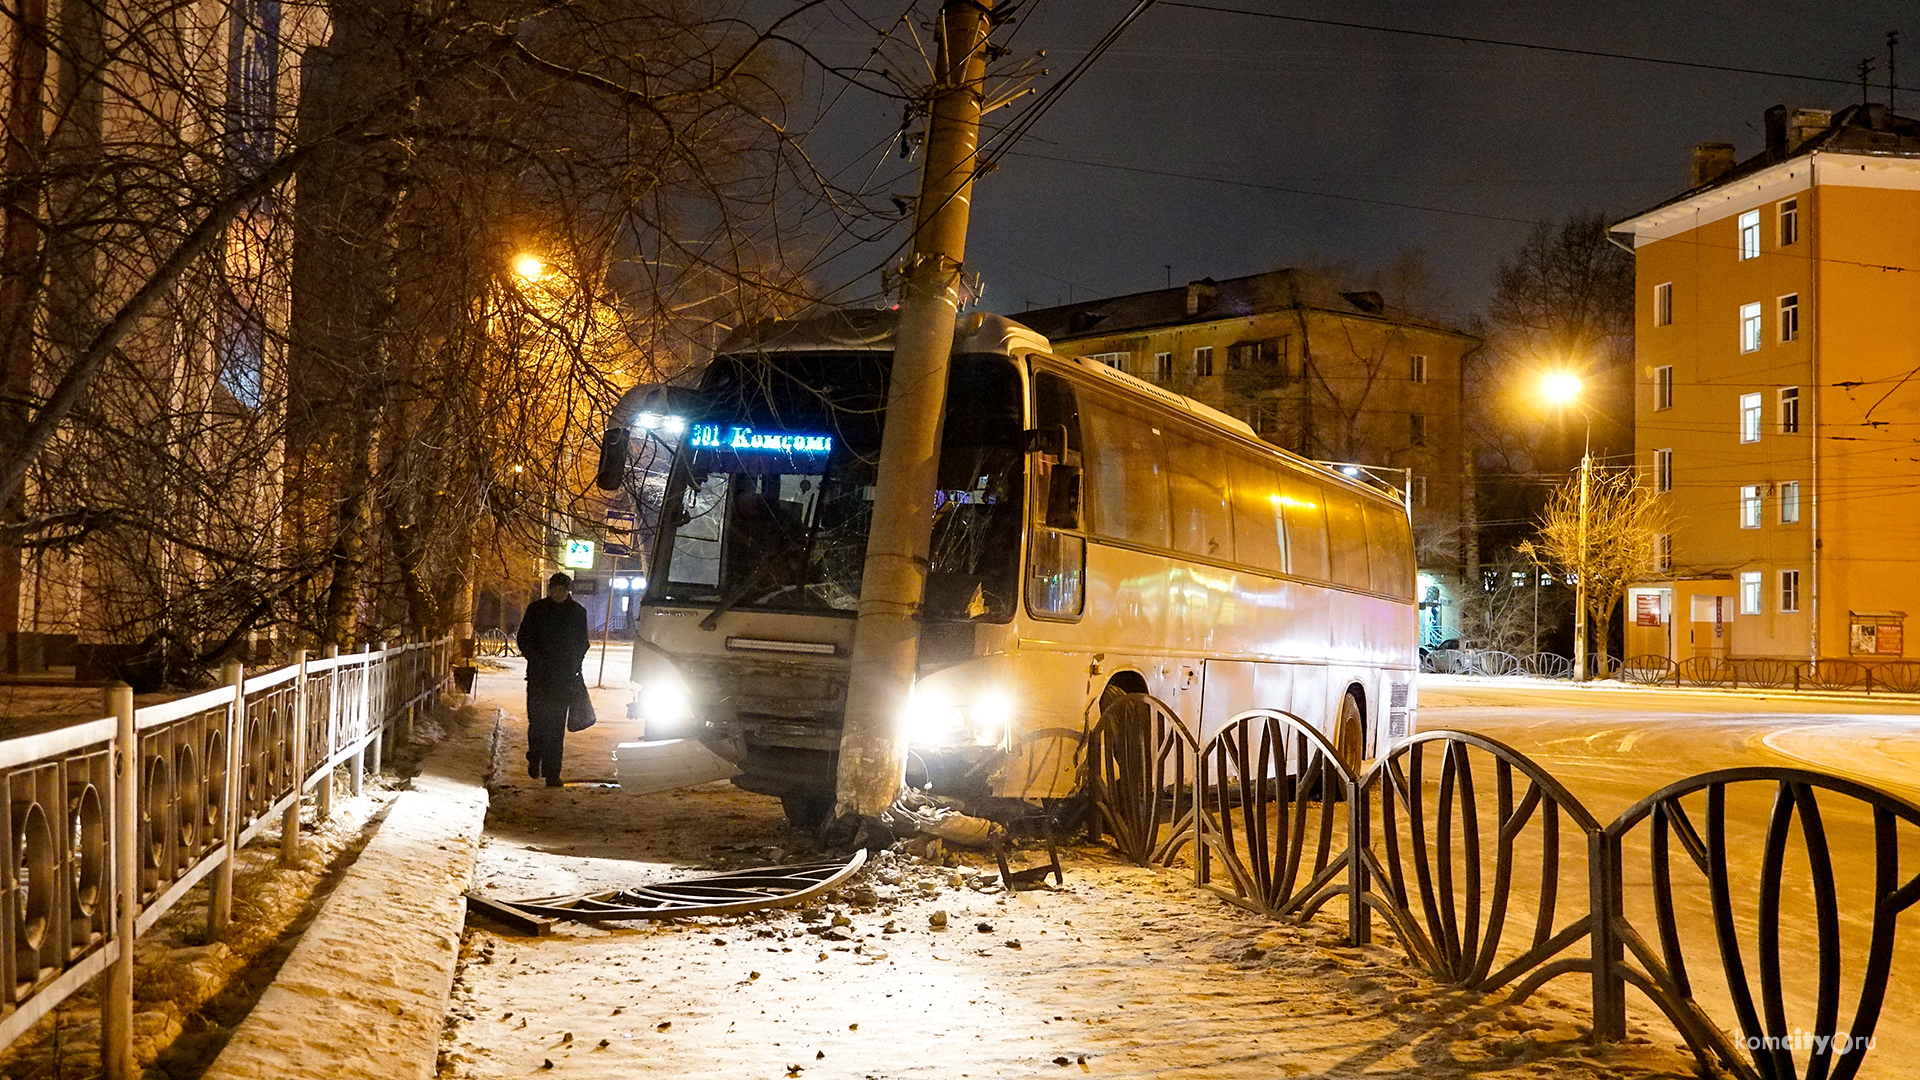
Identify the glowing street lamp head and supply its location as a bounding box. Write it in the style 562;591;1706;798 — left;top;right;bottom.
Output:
1542;372;1583;404
512;253;546;281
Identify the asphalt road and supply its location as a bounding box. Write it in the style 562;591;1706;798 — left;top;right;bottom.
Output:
1415;674;1920;1076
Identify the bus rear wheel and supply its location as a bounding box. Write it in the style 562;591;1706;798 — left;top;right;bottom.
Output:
1333;690;1367;774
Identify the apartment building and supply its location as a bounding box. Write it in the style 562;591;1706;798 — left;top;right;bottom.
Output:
1614;103;1920;662
1016;269;1478;645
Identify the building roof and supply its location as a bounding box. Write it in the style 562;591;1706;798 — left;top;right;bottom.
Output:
1011;268;1476;344
1615;102;1920;230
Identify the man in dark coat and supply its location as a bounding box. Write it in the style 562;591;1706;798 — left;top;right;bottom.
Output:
516;572;591;786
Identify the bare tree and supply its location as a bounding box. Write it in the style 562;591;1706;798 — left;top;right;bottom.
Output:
1518;468;1667;667
0;0;900;684
1478;212;1633;475
1454;552;1569;655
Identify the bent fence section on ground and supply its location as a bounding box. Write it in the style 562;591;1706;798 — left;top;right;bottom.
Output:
1086;695;1920;1080
0;639;456;1078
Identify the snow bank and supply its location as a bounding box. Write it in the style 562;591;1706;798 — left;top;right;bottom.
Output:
201;704;490;1080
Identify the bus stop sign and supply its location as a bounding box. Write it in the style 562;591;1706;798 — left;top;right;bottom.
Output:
562;539;595;569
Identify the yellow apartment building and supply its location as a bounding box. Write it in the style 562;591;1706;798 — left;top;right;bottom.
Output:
1613;103;1920;663
1016;269;1478;646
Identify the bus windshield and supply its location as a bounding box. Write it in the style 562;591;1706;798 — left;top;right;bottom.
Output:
648;352;1025;622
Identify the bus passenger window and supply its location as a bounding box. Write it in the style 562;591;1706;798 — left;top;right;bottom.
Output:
1082;396;1170;549
1165;428;1230;559
1026;529;1085;619
1275;472;1328;581
1227;455;1283;573
1363;502;1415;599
1324;492;1373;591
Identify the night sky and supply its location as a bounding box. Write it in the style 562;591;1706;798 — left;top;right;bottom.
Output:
784;1;1912;323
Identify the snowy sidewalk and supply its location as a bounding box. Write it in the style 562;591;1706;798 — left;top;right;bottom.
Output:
440;664;1701;1080
201;696;492;1080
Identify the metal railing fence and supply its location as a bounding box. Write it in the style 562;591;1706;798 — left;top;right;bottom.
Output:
1086;695;1920;1080
1427;648;1920;695
0;638;455;1078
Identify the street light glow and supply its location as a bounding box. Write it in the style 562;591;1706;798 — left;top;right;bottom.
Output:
1542;372;1582;404
513;253;546;281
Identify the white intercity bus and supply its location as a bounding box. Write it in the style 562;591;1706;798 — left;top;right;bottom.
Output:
622;309;1418;824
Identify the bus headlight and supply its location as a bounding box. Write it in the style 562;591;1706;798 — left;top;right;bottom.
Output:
907;691;1013;748
638;681;693;736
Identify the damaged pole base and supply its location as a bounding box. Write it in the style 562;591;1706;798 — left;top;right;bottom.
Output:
821;811;896;854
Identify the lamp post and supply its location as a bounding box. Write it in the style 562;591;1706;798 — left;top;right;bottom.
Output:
1542;373;1593;682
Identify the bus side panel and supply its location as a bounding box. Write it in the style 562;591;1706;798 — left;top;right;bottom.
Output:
1197;659;1329;746
991;647;1094;799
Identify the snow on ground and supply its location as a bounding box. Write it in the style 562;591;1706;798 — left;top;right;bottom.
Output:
441;666;1698;1080
0;701;475;1080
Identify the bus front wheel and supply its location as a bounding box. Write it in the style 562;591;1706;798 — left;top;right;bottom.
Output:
1333;690;1367;774
781;792;834;829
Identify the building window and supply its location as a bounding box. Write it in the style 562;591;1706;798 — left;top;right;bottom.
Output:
1740;571;1762;615
1781;569;1801;613
1654;282;1672;326
1227;339;1279;371
1739;484;1762;528
1739;392;1762;442
1655;533;1672;572
1088;351;1129;369
1409;413;1428;446
1780;480;1800;523
1153;351;1172;379
1740;302;1762;352
1410;354;1427;383
1412;475;1428;506
1251;402;1284;437
1778;386;1799;433
1654;365;1673;411
1738;209;1760;260
1779;198;1798;246
1193;346;1214;376
1654;448;1672;492
1779;294;1799;343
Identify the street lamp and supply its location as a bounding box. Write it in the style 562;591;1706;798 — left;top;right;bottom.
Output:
1542;372;1593;682
512;253;546;282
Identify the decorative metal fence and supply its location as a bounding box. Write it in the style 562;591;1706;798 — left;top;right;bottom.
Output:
1086;695;1920;1080
0;639;455;1079
1618;655;1920;695
1431;649;1920;696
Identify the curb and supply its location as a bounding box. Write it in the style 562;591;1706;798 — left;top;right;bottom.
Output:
202;705;491;1080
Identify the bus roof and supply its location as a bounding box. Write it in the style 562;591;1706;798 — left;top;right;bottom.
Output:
715;308;1401;508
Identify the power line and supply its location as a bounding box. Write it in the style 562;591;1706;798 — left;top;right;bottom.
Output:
1161;1;1920;95
1007;149;1545;227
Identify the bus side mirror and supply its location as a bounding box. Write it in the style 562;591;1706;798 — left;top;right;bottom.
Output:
1024;424;1068;459
1046;464;1081;530
594;428;629;490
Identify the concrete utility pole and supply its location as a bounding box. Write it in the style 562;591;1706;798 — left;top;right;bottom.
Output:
835;0;993;822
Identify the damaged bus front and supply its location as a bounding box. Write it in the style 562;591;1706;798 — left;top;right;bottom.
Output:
625;310;1039;826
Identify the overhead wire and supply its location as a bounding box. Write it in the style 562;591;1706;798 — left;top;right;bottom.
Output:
1159;1;1920;95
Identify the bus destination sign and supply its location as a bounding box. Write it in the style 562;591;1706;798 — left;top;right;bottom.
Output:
689;424;833;456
